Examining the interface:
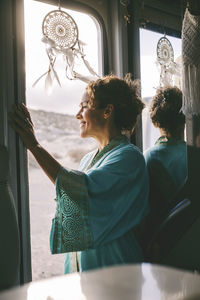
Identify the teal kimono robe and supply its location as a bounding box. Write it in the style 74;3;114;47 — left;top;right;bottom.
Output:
50;136;149;273
144;136;188;216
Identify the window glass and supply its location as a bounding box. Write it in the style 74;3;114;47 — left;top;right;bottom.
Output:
24;0;101;280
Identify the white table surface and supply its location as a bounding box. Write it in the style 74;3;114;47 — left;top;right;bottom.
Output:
1;263;200;300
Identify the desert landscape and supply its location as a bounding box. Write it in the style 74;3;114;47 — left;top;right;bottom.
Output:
28;109;96;281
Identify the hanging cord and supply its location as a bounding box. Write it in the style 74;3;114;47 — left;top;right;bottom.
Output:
140;0;146;28
161;22;166;37
180;0;187;23
58;0;61;10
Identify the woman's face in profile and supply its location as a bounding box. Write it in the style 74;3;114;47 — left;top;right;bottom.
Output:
76;91;105;139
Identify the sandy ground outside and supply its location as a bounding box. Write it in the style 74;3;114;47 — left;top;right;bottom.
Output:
29;168;66;281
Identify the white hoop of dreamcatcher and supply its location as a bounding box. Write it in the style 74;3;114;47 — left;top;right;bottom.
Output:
156;36;180;87
33;5;100;94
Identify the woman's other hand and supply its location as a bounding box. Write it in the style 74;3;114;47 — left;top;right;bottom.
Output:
9;103;39;151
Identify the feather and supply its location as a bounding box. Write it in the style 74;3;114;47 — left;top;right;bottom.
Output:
41;36;56;48
52;47;61;56
82;57;99;77
73;48;84;57
32;71;48;87
78;40;87;54
65;65;75;80
51;66;61;86
47;47;55;57
74;72;97;83
45;71;53;95
78;40;87;47
63;49;75;67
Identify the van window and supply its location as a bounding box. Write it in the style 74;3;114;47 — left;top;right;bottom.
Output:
139;28;181;151
24;0;102;280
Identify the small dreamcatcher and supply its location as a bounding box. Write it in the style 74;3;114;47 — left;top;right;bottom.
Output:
156;36;180;87
33;2;99;94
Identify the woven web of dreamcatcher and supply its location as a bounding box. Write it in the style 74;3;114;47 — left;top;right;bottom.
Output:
156;36;180;87
42;10;78;49
33;9;99;94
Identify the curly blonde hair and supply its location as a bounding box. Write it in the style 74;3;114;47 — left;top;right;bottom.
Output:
86;74;145;132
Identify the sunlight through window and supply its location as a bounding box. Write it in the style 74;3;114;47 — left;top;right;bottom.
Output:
24;0;101;280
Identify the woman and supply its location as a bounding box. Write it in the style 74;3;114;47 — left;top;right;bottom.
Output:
144;86;187;218
9;74;149;273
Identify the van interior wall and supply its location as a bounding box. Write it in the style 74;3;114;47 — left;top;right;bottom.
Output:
1;0;32;286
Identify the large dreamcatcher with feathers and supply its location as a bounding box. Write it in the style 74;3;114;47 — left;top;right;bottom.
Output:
156;36;181;87
33;2;99;94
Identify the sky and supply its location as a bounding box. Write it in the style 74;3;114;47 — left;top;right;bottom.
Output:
24;0;181;116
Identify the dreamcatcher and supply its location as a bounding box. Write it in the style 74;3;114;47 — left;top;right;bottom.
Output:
33;2;99;94
156;36;181;87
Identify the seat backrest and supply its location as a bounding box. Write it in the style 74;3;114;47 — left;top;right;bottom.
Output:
145;198;191;262
143;145;200;272
146;195;200;272
163;217;200;271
